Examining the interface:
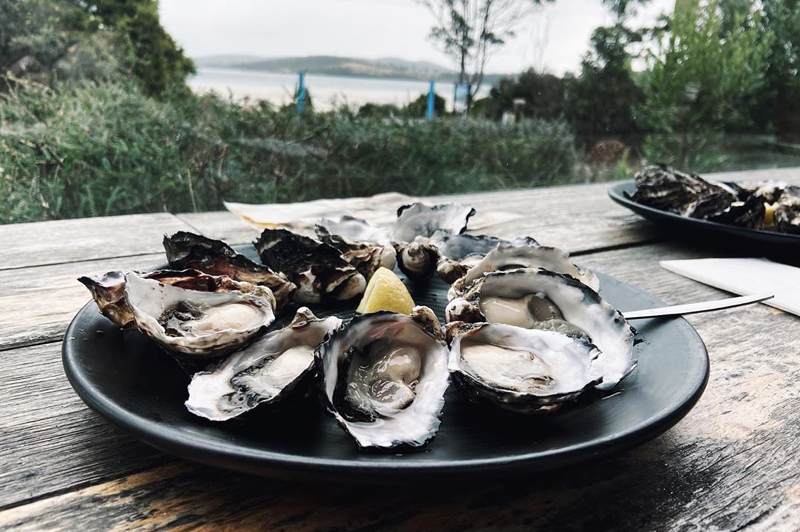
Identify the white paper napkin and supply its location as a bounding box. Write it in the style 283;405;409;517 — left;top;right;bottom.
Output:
660;258;800;317
224;194;522;233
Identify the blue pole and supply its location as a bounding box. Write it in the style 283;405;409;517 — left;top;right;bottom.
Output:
426;79;435;121
297;71;305;115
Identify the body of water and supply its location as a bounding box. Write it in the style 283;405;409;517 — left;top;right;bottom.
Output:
189;67;491;111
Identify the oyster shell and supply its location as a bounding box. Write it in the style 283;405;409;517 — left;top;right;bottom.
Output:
448;242;599;298
186;308;341;421
254;229;367;304
446;268;635;390
79;270;136;328
163;231;296;308
315;217;396;281
629;164;740;218
435;234;536;284
391;202;476;243
772;185;800;234
447;322;601;414
391;203;476;280
316;216;392;245
79;269;257;329
316;306;449;448
124;271;276;358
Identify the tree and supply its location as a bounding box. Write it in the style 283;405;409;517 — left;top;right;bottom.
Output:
639;0;772;169
0;0;194;97
563;0;648;145
418;0;544;110
758;0;800;140
487;69;565;120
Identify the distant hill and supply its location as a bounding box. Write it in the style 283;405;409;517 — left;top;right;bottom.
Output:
193;55;510;85
193;55;460;81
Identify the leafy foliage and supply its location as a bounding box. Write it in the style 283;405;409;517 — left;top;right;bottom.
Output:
418;0;544;106
564;24;645;141
0;0;194;97
639;0;772;170
0;79;580;224
486;70;565;121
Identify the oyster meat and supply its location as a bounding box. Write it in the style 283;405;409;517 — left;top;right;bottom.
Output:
163;231;296;308
124;271;276;358
446;268;635;390
186;308;341;421
316;306;450;448
448;322;601;414
254;229;367;304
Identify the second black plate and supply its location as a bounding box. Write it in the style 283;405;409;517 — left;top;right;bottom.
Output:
608;180;800;248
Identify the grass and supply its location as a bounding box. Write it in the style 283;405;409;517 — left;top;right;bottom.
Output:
2;78;798;224
0;78;584;224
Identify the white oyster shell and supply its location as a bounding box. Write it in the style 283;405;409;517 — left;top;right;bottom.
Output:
316;306;450;449
449;242;599;299
186;308;341;421
446;268;635;390
448;322;601;413
124;271;276;358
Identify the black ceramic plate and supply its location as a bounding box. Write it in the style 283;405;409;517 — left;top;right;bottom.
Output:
609;180;800;247
63;256;709;482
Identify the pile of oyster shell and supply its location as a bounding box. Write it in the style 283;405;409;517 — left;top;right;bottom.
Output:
80;203;636;449
629;164;800;234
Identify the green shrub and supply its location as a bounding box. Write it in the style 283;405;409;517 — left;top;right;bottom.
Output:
0;79;581;224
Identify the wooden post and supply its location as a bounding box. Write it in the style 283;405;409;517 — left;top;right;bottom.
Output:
297;71;306;115
427;79;435;121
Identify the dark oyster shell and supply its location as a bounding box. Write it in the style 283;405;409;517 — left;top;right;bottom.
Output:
628;165;800;234
78;268;249;329
164;231;296;308
315;218;395;281
254;229;366;304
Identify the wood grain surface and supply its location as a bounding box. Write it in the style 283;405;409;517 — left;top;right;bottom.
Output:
0;254;164;351
0;214;190;271
0;236;797;531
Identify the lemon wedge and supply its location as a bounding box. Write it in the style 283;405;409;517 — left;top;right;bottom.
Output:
356;267;415;315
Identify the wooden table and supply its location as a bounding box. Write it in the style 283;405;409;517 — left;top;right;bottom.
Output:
1;167;799;531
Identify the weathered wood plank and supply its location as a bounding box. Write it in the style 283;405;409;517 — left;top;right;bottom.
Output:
0;342;173;510
0;242;797;530
177;167;800;253
178;182;663;252
0;254;164;351
0;214;191;271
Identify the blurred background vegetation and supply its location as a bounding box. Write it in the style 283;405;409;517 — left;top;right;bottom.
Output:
1;0;799;224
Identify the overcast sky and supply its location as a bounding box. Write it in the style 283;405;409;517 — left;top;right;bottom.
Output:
160;0;674;76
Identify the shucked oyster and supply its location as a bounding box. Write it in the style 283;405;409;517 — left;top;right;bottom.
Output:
186;308;341;421
315;217;396;281
448;241;599;298
317;307;450;448
124;271;276;358
447;322;601;414
446;268;635;390
163;231;296;308
79;269;261;330
254;229;367;304
391;203;476;280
